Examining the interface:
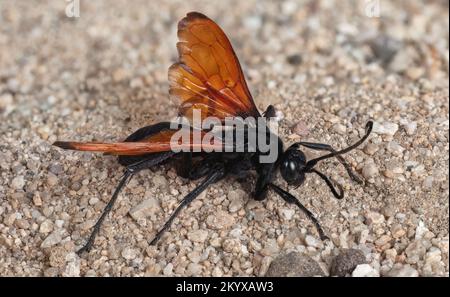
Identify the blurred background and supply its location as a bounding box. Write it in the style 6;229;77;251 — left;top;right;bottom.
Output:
0;1;448;276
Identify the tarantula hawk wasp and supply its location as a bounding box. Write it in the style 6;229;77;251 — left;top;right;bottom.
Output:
54;12;373;254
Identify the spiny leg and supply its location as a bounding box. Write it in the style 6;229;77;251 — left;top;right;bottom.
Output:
150;165;225;245
293;141;362;184
77;171;132;255
268;183;329;240
183;154;221;180
175;152;193;179
309;168;344;199
77;152;175;254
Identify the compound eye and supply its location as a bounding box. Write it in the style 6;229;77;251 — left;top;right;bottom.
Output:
281;160;298;183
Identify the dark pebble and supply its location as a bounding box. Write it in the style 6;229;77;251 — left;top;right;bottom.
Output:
330;248;367;277
368;35;402;66
266;252;325;277
286;54;302;66
49;163;64;175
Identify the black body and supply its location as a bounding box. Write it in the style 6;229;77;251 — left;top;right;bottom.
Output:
76;105;373;254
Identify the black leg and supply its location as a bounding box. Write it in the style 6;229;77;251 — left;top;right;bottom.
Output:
77;152;175;254
309;168;344;199
306;121;373;168
293;141;362;184
182;154;222;180
268;183;329;241
253;162;277;201
150;164;226;245
77;171;132;255
187;159;215;180
176;152;193;178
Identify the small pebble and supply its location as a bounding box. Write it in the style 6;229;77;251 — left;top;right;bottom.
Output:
403;121;417;135
41;230;63;248
187;229;209;243
362;163;379;179
11;176;25;190
206;210;235;230
163;263;174;276
39;220;54;234
63;253;80;277
375;235;392;247
121;247;138;260
228;189;245;213
365;211;385;225
352;264;380;277
332;123;347;134
391;224;406;238
47;173;58;186
305;235;322;248
385;264;419;277
286;54;302;65
386;141;404;156
129;198;160;220
405;240;427;264
291;121;310;137
363;143;379;155
372;122;399;136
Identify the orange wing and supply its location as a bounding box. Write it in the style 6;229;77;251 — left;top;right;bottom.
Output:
169;12;260;124
54;12;253;156
53;128;225;156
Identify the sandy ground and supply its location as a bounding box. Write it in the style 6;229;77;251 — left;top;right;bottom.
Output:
0;0;448;276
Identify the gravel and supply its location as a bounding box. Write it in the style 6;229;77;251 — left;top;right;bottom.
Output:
0;0;448;277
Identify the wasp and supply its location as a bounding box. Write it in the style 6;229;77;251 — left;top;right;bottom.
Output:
54;12;373;254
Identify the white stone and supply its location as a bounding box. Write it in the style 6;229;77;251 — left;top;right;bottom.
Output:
403;121;417;135
362;163;379;179
372;122;399;136
387;141;404;156
152;175;167;188
228;189;245;213
281;208;295;220
352;264;380;277
63;252;80;277
365;211;385;225
163;263;173;276
415;221;429;240
11;176;25;190
41;230;63;248
187;229;209;243
39;219;54;233
187;251;201;263
121;247;138;260
186;263;202;276
305;235;322;248
129;198;160;220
